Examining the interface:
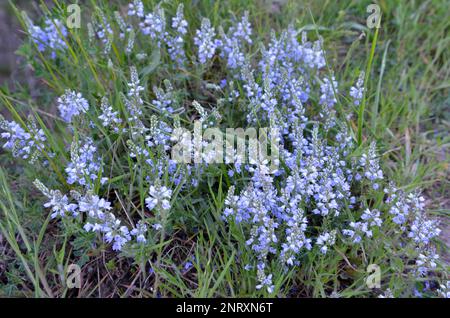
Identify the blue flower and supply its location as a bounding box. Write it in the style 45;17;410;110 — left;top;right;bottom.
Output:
194;18;219;64
167;4;188;66
130;220;148;243
140;6;166;46
98;97;122;131
78;194;111;219
152;81;175;114
128;0;144;18
319;76;338;108
349;72;365;105
316;231;336;254
27;18;67;59
0;116;46;160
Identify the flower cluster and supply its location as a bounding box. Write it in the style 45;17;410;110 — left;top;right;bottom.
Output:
409;212;441;246
384;186;441;277
130;220;148;243
152;80;176;114
145;183;173;211
343;209;382;243
98;97;122;132
415;249;439;276
81;194;132;251
437;281;450;298
34;180;152;252
279;191;312;264
34;179;77;219
166;4;188;66
358;142;384;190
140;5;166;46
124;66;144;126
194;18;219;64
319;76;338;108
349;72;365;106
316;231;337;255
132;3;190;66
378;289;394;298
128;0;144;18
94;12;113;51
218;13;252;70
209;10;441;293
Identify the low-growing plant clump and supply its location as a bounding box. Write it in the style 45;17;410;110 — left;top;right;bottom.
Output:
0;0;448;298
